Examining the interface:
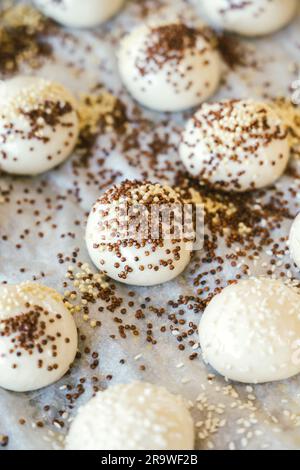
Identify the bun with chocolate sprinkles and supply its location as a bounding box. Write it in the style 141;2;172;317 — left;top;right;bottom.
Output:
200;0;298;37
85;180;193;286
0;283;78;392
66;381;194;450
118;22;221;112
0;76;79;175
34;0;125;28
199;278;300;384
180;99;290;192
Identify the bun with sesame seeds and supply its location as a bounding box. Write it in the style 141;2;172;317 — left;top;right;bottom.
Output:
199;278;300;383
66;381;194;450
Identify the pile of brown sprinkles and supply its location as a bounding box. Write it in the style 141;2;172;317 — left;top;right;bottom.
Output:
0;304;72;373
135;23;217;76
0;4;55;76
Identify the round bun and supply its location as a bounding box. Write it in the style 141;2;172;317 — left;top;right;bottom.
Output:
66;381;194;450
201;0;297;37
34;0;124;28
289;213;300;269
86;180;192;286
118;22;221;112
199;278;300;384
180;99;290;192
0;283;78;392
0;76;79;175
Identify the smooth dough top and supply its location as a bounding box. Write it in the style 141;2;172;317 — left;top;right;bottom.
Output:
66;381;195;450
199;278;300;384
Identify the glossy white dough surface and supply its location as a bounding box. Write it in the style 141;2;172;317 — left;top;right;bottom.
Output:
66;382;194;450
199;278;300;384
